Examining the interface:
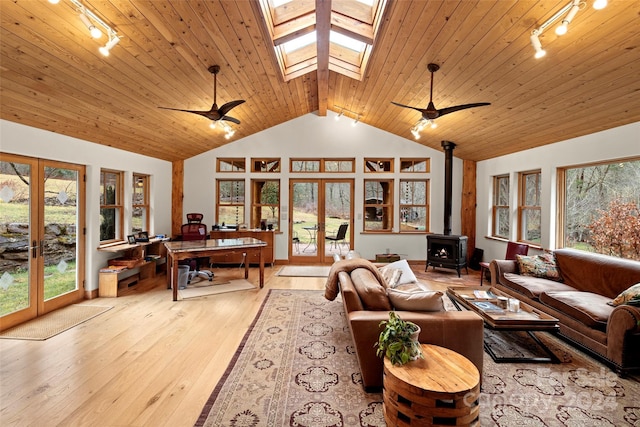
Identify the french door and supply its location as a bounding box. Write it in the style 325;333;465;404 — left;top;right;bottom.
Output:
0;153;86;331
289;179;353;263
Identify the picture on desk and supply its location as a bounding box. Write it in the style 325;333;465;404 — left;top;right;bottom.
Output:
135;231;150;242
127;235;137;245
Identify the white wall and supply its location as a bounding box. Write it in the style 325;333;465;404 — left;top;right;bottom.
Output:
476;121;640;263
1;120;173;292
184;111;464;261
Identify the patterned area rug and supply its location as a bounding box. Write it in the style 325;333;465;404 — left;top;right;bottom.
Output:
195;290;640;427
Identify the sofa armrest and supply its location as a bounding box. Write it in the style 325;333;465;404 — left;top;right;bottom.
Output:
606;304;640;370
347;310;483;390
490;259;518;287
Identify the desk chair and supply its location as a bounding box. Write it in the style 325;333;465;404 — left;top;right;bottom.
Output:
480;241;529;285
180;217;214;284
325;223;349;254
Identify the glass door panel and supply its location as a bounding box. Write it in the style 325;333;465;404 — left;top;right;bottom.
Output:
323;181;352;259
41;164;84;312
0;156;38;327
290;181;320;262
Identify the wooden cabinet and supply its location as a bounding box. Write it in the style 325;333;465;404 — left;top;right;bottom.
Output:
98;238;168;297
209;230;274;265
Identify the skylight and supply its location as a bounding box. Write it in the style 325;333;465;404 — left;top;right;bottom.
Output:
330;31;366;53
283;31;316;54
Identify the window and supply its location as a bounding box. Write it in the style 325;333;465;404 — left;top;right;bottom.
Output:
216;179;245;226
100;169;123;243
399;179;429;232
252;158;280;172
492;175;510;239
559;158;640;260
364;159;393;172
132;173;149;234
400;158;430;173
217;158;246;172
364;179;393;231
518;171;541;244
290;158;355;172
291;159;320;172
251;179;280;230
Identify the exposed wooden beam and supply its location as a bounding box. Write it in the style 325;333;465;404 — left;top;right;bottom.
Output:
315;0;331;116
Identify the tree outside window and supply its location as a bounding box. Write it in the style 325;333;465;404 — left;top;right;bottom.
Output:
492;175;510;238
252;179;279;230
100;169;123;242
399;179;428;232
518;171;541;244
560;159;640;260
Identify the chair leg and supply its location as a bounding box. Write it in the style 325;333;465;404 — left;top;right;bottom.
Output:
480;266;486;286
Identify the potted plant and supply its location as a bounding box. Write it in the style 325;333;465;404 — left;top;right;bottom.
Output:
375;311;423;365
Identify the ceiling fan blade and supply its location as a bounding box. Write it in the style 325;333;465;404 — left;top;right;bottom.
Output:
158;106;210;114
218;100;246;117
391;101;424;114
437;102;491;117
221;115;241;125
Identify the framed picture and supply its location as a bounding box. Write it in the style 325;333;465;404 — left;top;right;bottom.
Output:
127;235;137;245
136;231;150;242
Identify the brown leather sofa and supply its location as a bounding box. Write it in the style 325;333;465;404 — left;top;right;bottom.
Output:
325;258;484;392
490;248;640;373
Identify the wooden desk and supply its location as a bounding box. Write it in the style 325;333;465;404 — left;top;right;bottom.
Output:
164;238;267;301
383;344;480;426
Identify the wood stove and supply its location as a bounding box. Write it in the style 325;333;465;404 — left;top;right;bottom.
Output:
426;234;468;277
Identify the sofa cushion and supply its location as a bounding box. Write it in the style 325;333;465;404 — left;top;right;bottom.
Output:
539;291;613;332
516;253;563;282
609;283;640;306
350;268;392;310
503;273;577;299
379;259;418;285
387;288;444;312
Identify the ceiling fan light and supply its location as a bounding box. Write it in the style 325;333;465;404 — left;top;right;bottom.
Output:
411;129;421;139
430;121;438;129
210;122;217;129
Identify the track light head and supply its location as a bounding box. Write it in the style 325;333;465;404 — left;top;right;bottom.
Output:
79;12;102;39
593;0;607;9
530;32;546;59
99;35;120;56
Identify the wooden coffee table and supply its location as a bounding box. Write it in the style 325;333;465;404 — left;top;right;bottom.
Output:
447;286;561;363
383;344;480;427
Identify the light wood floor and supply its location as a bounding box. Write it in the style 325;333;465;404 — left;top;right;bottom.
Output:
0;264;480;427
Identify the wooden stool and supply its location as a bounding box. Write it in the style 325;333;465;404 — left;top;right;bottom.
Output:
383;344;480;427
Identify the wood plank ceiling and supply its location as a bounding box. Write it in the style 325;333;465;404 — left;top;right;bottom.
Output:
1;0;639;163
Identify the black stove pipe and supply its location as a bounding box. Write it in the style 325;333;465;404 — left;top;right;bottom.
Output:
441;140;456;236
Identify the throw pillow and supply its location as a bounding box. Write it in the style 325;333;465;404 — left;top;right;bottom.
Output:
609;283;640;307
381;268;403;288
516;253;563;282
379;259;418;285
350;268;392;310
387;288;444;312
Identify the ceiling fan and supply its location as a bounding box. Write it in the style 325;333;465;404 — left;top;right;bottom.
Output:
391;63;490;123
159;65;245;125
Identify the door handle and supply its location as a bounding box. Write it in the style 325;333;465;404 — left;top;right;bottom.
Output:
32;240;37;258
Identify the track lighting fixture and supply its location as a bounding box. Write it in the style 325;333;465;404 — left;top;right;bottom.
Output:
51;0;121;57
333;106;363;126
99;34;120;56
530;0;604;59
79;12;102;39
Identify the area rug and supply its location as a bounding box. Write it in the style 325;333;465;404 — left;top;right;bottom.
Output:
0;304;112;341
195;290;640;427
179;279;256;299
277;265;331;277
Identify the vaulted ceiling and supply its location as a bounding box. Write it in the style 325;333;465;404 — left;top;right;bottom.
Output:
1;0;639;163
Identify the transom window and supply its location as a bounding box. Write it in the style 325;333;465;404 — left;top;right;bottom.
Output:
400;158;429;173
217;158;246;172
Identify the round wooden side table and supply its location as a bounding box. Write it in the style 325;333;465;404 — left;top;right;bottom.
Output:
383;344;480;426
